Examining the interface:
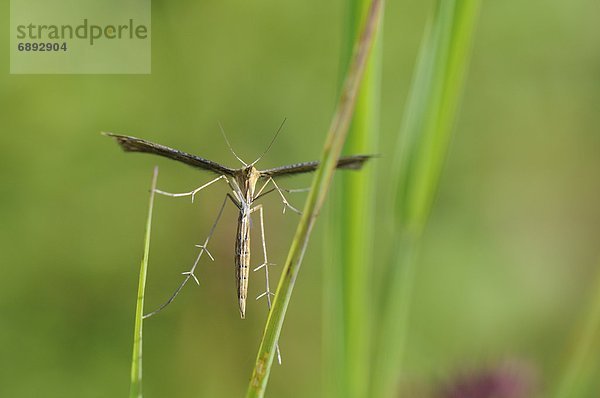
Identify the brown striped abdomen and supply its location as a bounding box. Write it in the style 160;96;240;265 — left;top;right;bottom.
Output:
235;211;251;318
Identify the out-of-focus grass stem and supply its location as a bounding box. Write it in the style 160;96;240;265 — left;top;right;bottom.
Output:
324;0;383;397
554;260;600;398
371;1;480;397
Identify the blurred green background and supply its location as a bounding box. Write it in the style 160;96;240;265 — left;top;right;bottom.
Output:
1;0;599;397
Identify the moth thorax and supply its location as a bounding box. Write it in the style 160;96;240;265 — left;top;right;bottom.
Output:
236;166;260;199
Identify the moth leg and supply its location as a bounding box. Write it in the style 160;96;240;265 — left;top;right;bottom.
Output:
143;193;236;319
254;182;310;202
154;174;228;203
255;177;302;215
282;187;311;193
251;204;282;364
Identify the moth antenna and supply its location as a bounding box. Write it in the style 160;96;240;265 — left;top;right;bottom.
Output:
219;122;247;167
250;118;287;166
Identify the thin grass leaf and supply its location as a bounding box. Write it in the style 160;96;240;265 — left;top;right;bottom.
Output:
324;0;383;397
246;1;383;396
554;261;600;398
371;1;481;397
129;166;159;398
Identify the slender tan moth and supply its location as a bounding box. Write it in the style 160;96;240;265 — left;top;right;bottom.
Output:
104;125;372;320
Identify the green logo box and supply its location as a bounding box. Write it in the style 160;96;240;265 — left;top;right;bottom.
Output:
10;0;151;74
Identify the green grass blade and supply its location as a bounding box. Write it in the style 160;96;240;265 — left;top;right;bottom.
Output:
371;1;481;397
392;0;481;230
324;0;383;397
246;1;383;396
129;166;159;398
554;261;600;398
